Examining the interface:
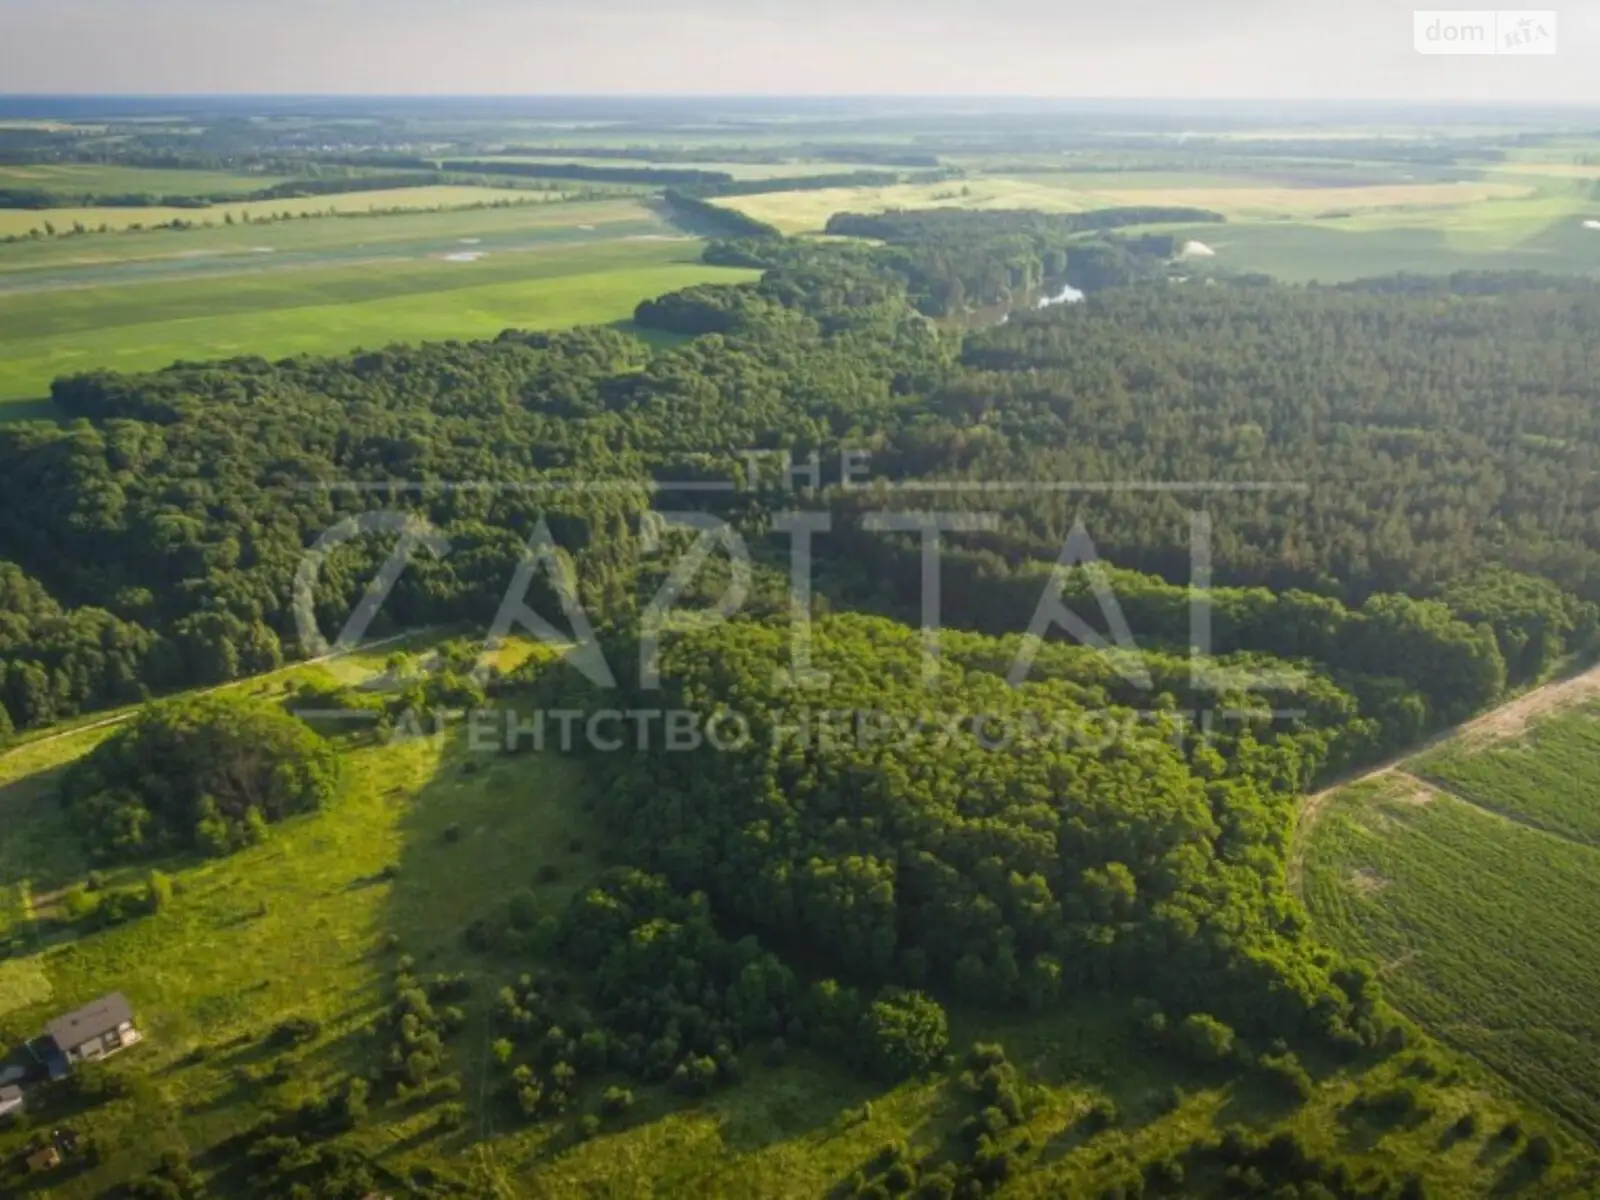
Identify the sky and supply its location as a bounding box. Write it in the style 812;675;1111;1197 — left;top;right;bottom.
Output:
1;0;1597;100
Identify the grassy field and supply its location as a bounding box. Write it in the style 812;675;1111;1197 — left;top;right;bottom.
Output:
714;174;1539;234
0;640;614;1193
454;155;895;181
1304;772;1600;1142
0;186;551;238
1163;216;1600;282
0;649;1589;1196
498;1000;1565;1199
717;165;1600;283
0;163;290;197
0;233;754;404
0;197;658;277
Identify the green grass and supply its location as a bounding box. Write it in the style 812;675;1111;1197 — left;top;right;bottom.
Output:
0;239;756;403
504;997;1564;1199
715;173;1543;235
0;186;556;238
454;155;894;181
1415;701;1600;844
0;197;658;277
0;656;608;1193
1304;774;1600;1141
0;163;291;197
0;646;1592;1194
1164;217;1600;283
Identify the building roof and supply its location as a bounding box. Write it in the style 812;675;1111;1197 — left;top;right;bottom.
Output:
0;1084;21;1103
44;992;133;1050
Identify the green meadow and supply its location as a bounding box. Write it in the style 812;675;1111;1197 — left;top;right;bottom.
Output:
0;186;553;238
0;196;657;276
452;155;892;180
714;173;1540;234
0;646;1584;1197
0;163;292;197
0;237;755;404
720;165;1600;283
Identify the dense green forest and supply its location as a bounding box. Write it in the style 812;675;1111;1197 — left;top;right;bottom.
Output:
5;223;1599;740
4;204;1600;1192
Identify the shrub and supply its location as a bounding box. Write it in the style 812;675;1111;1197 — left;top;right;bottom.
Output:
1082;1097;1118;1132
1174;1013;1236;1064
1255;1051;1314;1102
860;988;950;1082
600;1086;635;1117
1523;1134;1556;1172
268;1016;322;1047
60;694;340;862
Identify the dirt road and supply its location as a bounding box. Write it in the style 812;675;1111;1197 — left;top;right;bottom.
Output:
1286;659;1600;892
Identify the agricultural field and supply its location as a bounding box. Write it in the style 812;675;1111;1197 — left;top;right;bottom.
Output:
0;163;291;197
719;161;1600;283
0;196;651;277
713;172;1538;234
0;185;549;238
1415;697;1600;844
0;200;756;405
452;155;896;180
1302;695;1600;1143
0;644;1587;1198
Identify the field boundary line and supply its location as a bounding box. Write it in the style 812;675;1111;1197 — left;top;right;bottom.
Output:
1288;657;1600;893
1402;767;1600;852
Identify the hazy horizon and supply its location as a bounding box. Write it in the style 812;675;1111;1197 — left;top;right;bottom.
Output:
2;0;1597;101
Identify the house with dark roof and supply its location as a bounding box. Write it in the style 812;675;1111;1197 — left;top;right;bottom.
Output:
39;993;139;1075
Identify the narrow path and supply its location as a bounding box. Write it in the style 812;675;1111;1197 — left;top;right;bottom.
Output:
1287;659;1600;892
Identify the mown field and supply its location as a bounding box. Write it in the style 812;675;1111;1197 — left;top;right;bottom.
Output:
1304;731;1600;1143
0;186;551;238
0;200;754;404
0;163;291;197
0;643;1588;1197
719;164;1600;283
0;196;657;277
451;155;894;180
713;173;1538;234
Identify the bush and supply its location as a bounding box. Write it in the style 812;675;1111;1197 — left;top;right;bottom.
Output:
1523;1134;1555;1172
1174;1013;1235;1064
1081;1097;1118;1132
61;694;340;862
268;1016;322;1048
860;988;950;1082
1255;1051;1314;1102
599;1085;635;1117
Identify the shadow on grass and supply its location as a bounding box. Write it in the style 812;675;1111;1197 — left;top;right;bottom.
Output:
0;769;90;898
